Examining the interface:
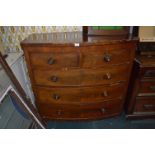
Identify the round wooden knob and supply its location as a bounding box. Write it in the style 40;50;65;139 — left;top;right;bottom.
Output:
51;76;58;82
48;57;56;65
103;54;111;62
53;94;60;100
104;73;111;80
101;91;108;97
57;110;62;115
103;91;108;97
101;108;106;113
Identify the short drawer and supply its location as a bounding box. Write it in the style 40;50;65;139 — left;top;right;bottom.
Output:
134;97;155;113
34;83;125;104
138;81;155;96
37;99;122;120
33;65;130;86
29;47;79;69
81;45;133;68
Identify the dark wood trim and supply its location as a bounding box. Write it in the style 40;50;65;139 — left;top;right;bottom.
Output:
132;26;139;37
125;59;141;114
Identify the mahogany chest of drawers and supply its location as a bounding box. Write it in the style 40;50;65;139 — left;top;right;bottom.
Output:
126;55;155;119
21;32;137;120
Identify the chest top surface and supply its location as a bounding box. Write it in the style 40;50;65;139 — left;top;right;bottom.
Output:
21;32;138;46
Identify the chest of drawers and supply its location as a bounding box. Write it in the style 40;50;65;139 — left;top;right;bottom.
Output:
21;32;137;120
126;55;155;119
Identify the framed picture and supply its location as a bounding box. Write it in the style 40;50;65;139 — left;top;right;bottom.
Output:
83;26;130;36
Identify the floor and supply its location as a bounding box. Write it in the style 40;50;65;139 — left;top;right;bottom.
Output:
47;113;155;129
0;95;31;129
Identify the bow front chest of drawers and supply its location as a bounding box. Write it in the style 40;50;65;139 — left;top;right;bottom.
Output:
21;32;137;120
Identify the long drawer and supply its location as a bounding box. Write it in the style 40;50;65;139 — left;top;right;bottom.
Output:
34;83;125;104
38;97;123;110
33;65;130;87
38;98;123;120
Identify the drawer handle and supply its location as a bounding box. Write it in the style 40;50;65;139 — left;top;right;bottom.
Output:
150;86;155;91
53;94;60;100
103;54;111;62
101;108;106;113
48;57;56;65
104;73;111;80
144;70;155;77
51;76;59;82
57;110;62;115
143;104;155;109
101;91;108;97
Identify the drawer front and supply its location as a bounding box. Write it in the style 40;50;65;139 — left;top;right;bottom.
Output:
81;46;133;67
30;48;79;69
37;99;122;120
138;81;155;95
33;65;130;86
34;83;125;104
38;98;123;111
134;97;155;113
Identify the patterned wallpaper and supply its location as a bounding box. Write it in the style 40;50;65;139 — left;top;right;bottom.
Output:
0;26;82;53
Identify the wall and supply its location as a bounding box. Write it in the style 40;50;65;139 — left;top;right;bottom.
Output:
0;26;82;53
139;26;155;42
